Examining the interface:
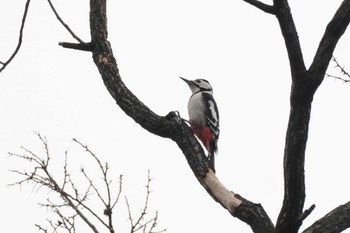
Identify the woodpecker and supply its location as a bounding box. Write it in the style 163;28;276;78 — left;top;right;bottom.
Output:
180;77;219;172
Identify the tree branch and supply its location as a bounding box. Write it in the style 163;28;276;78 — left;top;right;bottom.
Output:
233;194;274;233
88;0;274;232
59;42;93;51
46;0;87;44
0;0;31;74
309;0;350;89
299;204;316;223
10;134;166;233
273;0;307;81
274;2;350;233
303;201;350;233
9;134;100;233
331;56;350;78
236;0;350;231
271;1;309;232
326;56;350;82
242;0;276;14
46;0;94;52
125;171;165;233
276;98;311;233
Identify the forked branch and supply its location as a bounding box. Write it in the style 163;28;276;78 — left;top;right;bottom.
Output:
46;0;86;44
46;0;92;51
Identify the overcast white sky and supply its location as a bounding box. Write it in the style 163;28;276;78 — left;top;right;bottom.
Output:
1;0;350;232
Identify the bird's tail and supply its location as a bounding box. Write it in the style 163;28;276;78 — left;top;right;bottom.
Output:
207;141;218;173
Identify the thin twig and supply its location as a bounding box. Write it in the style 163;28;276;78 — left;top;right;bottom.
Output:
325;74;350;82
10;134;164;233
326;56;350;82
332;57;350;78
46;0;87;44
81;168;107;206
125;171;166;233
111;175;123;209
125;196;135;232
35;224;48;233
9;134;100;233
0;0;31;73
132;171;152;232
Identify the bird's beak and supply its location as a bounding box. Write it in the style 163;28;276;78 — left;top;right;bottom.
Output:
180;76;198;94
180;76;192;85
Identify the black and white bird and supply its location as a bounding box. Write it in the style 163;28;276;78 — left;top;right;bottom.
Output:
180;77;219;172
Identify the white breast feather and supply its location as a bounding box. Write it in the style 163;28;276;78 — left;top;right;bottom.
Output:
188;93;206;126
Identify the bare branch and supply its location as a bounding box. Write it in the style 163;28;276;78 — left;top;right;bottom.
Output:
326;73;350;82
37;198;78;233
332;57;350;78
46;0;87;44
61;151;69;190
81;168;107;206
242;1;350;233
274;0;307;81
59;42;93;52
9;135;100;233
299;204;316;222
125;197;134;231
0;0;31;74
309;0;350;88
73;139;112;203
46;0;93;52
132;171;152;232
111;175;123;209
242;0;275;14
9;134;165;233
35;224;48;233
326;56;350;82
303;202;350;233
72;138;120;232
125;171;166;233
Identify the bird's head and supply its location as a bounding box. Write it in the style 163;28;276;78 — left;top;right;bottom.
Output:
180;77;213;94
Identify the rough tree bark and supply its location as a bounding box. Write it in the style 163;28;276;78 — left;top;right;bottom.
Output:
303;201;350;233
57;0;350;232
244;1;350;233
